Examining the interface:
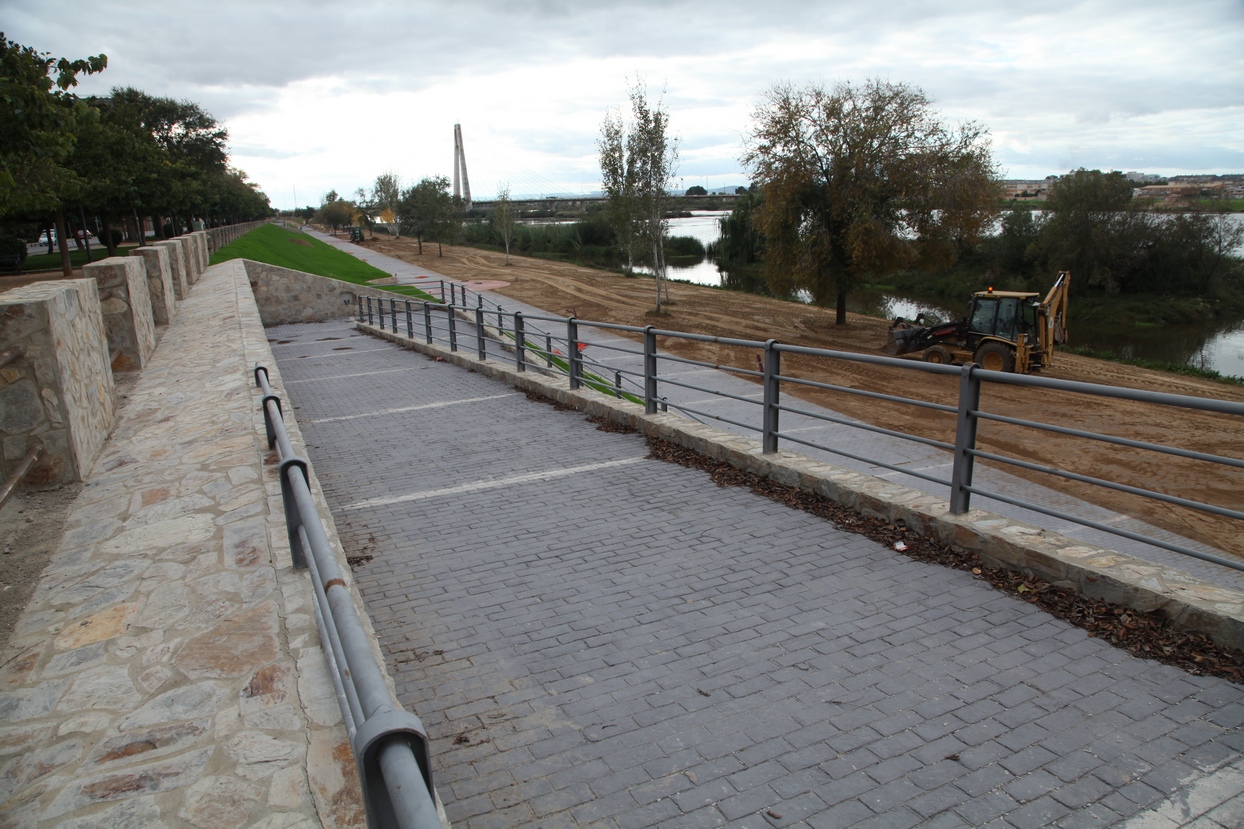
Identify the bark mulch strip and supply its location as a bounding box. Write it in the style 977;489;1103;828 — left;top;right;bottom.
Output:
643;435;1244;682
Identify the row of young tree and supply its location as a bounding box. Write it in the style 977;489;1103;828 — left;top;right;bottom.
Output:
1;34;272;275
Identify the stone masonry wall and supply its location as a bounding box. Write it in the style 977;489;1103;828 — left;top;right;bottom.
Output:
183;237;202;285
191;231;208;271
242;260;395;326
0;280;115;485
83;257;157;372
128;246;176;326
206;220;266;254
152;239;190;300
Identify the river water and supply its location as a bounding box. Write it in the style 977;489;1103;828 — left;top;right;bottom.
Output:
660;212;1244;380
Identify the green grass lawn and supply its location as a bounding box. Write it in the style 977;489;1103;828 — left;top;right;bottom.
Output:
210;223;439;301
8;244;139;272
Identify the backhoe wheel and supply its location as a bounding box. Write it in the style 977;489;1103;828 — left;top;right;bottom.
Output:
975;342;1016;372
924;346;953;365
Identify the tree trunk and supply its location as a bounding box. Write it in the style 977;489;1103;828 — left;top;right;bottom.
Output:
652;235;662;313
836;287;848;325
101;214;118;257
131;210;145;246
79;206;93;263
152;216;165;241
55;209;72;277
44;222;55;255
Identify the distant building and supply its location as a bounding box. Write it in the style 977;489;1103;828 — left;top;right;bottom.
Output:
1001;179;1050;200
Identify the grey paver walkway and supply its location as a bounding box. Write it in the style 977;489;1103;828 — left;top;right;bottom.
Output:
269;318;1244;828
305;227;1242;592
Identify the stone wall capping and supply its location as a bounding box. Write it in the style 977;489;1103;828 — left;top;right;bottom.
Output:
358;318;1244;651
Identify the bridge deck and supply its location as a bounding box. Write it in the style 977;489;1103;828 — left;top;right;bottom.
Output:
270;318;1244;829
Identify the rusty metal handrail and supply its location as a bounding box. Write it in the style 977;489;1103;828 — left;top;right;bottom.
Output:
0;445;43;511
0;346;23;371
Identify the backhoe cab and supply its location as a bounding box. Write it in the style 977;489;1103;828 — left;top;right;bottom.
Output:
884;272;1069;374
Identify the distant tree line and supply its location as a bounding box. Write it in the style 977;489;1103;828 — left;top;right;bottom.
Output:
704;83;1243;318
993;169;1242;297
314;173;466;257
1;33;272;275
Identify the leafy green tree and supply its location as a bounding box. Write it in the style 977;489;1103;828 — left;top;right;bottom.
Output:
317;196;356;232
991;208;1040;279
712;188;764;269
103;87;229;234
372;171;401;236
1031;169;1143;293
685;185;707;196
598;106;639;271
744;79;999;324
1;33;107;273
398;176;457;256
599;80;679;310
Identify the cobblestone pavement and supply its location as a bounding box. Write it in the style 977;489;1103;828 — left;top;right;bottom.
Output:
306;227;1243;592
271;318;1244;829
0;262;365;828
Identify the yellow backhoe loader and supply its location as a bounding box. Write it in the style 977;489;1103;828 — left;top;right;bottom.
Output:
884;272;1070;373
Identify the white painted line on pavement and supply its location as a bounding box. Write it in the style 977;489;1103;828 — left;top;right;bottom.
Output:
344;457;648;510
286;368;409;384
309;393;518;424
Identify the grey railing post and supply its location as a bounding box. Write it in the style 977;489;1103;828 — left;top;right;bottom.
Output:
643;326;658;414
422;303;432;345
477;294;483;310
950;362;982;514
439;279;445;302
762;339;780;453
497;307;504;335
545;334;553;368
567;318;581;389
389;298;397;333
475;307;486;360
366;297;373;326
514;312;526;371
614;371;622;399
404;300;413;338
447;306;458;352
356;295;363;322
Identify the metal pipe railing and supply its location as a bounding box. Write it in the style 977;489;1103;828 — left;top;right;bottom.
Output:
352;283;1243;575
0;444;43;511
254;365;439;829
0;346;23;371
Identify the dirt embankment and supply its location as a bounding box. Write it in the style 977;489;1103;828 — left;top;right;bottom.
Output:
361;236;1244;558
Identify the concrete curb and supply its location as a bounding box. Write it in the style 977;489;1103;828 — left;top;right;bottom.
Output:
358;320;1244;652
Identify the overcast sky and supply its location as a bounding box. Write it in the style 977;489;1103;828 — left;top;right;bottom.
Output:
4;0;1242;209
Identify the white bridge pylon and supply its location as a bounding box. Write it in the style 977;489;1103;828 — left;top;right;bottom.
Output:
453;123;472;209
